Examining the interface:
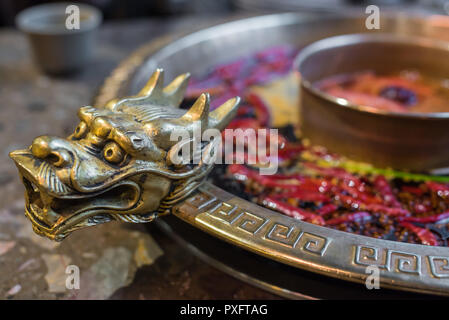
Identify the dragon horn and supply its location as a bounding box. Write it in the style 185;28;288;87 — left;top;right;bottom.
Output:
209;96;241;131
180;93;210;124
163;72;191;108
107;69;166;111
113;70;190;109
137;68;165;97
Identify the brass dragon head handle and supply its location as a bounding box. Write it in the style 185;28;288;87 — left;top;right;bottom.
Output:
9;69;240;241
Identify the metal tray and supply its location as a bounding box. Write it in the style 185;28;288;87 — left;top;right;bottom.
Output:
95;12;449;296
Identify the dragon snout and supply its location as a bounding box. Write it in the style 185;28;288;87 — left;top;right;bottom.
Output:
31;136;73;168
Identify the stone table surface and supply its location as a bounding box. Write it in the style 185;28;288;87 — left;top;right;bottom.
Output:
0;15;277;300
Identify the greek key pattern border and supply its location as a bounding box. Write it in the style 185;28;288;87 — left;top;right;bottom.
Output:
183;190;449;280
186;190;331;257
354;245;449;279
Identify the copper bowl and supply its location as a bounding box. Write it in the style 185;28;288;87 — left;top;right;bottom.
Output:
295;33;449;172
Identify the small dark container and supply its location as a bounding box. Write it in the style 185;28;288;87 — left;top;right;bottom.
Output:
16;2;102;74
295;33;449;172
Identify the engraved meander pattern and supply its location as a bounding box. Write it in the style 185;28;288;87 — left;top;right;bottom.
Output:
355;245;449;279
184;189;331;257
179;188;449;281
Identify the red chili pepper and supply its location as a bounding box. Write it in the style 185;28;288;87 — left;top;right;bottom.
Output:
326;211;372;225
277;144;304;161
255;129;288;155
413;203;431;215
299;178;331;193
228;164;300;188
228;164;333;194
246;93;271;126
272;190;330;203
227;163;253;177
336;193;409;216
338;183;382;205
363;203;409;216
399;211;449;224
399;222;439;246
228;164;285;181
213;58;247;80
373;175;401;207
303;162;359;181
261;196;325;225
426;181;449;197
335;193;363;209
317;203;338;216
400;185;424;196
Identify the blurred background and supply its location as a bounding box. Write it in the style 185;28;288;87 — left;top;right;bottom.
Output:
2;0;234;26
0;0;448;27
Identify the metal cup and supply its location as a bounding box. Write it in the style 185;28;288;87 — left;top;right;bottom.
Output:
16;2;102;75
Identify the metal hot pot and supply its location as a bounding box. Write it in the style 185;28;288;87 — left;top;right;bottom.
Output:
11;13;449;297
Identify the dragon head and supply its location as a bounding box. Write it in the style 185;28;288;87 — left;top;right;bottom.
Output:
9;69;240;241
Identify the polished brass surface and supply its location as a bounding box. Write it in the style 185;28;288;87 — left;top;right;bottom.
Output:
9;69;239;240
295;33;449;171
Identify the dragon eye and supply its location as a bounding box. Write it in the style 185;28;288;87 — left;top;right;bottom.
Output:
73;121;88;139
103;142;125;164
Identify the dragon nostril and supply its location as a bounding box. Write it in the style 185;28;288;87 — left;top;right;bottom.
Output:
48;150;70;167
48;152;62;166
